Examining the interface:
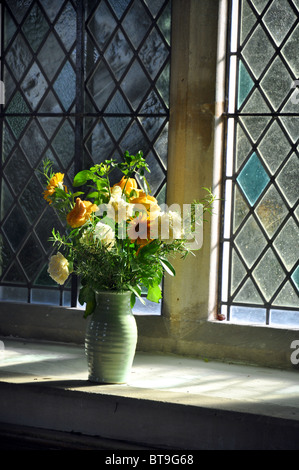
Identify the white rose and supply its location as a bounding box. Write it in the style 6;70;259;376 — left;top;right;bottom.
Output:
106;189;134;223
48;252;70;285
93;221;115;249
150;211;182;243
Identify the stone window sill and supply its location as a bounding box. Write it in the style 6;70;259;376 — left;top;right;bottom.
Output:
0;338;299;450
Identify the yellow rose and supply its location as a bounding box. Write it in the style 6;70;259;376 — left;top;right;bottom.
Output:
43;172;66;204
130;191;160;218
113;176;138;196
66;198;98;228
48;252;70;285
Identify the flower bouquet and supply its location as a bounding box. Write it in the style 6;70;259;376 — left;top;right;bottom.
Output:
42;150;214;317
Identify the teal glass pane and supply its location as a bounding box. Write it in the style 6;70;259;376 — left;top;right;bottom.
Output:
237;152;270;206
292;266;299;292
238;61;254;108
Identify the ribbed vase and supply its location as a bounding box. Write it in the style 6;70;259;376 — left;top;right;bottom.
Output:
85;290;138;384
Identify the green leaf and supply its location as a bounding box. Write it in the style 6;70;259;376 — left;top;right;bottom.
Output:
78;285;96;317
159;257;176;276
73;170;95;187
147;284;162;303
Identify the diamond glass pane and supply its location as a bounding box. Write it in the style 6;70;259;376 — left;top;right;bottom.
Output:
0;0;171;311
221;0;299;326
237;152;270;206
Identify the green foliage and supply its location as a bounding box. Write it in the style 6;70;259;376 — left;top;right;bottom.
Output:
41;151;215;317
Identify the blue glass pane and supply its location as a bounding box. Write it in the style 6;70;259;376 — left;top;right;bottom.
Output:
238;61;254;108
53;61;76;110
237;152;270;205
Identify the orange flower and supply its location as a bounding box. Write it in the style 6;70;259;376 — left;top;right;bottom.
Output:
66;198;98;228
130;191;160;218
43;172;66;204
127;213;152;253
113;176;138;196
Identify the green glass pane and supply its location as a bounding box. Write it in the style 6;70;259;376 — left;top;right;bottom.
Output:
236;124;252;170
258;121;291;174
273;283;299;308
253;249;285;301
282;24;299;77
239;115;271;142
234;278;264;304
273;218;299;270
235;216;267;268
242;25;275;79
53;61;76;111
251;0;269;14
276;153;299;207
263;0;296;46
237;152;270;206
231;249;247;294
260;57;292;110
240;0;256;44
233;185;249;232
238;61;254;108
22;3;49;52
256;186;288;238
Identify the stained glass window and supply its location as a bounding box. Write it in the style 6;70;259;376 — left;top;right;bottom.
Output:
0;0;171;310
220;0;299;327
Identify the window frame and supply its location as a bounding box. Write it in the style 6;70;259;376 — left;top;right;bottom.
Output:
0;0;298;371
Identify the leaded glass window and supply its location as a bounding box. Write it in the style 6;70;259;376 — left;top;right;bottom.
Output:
0;0;171;309
220;0;299;327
